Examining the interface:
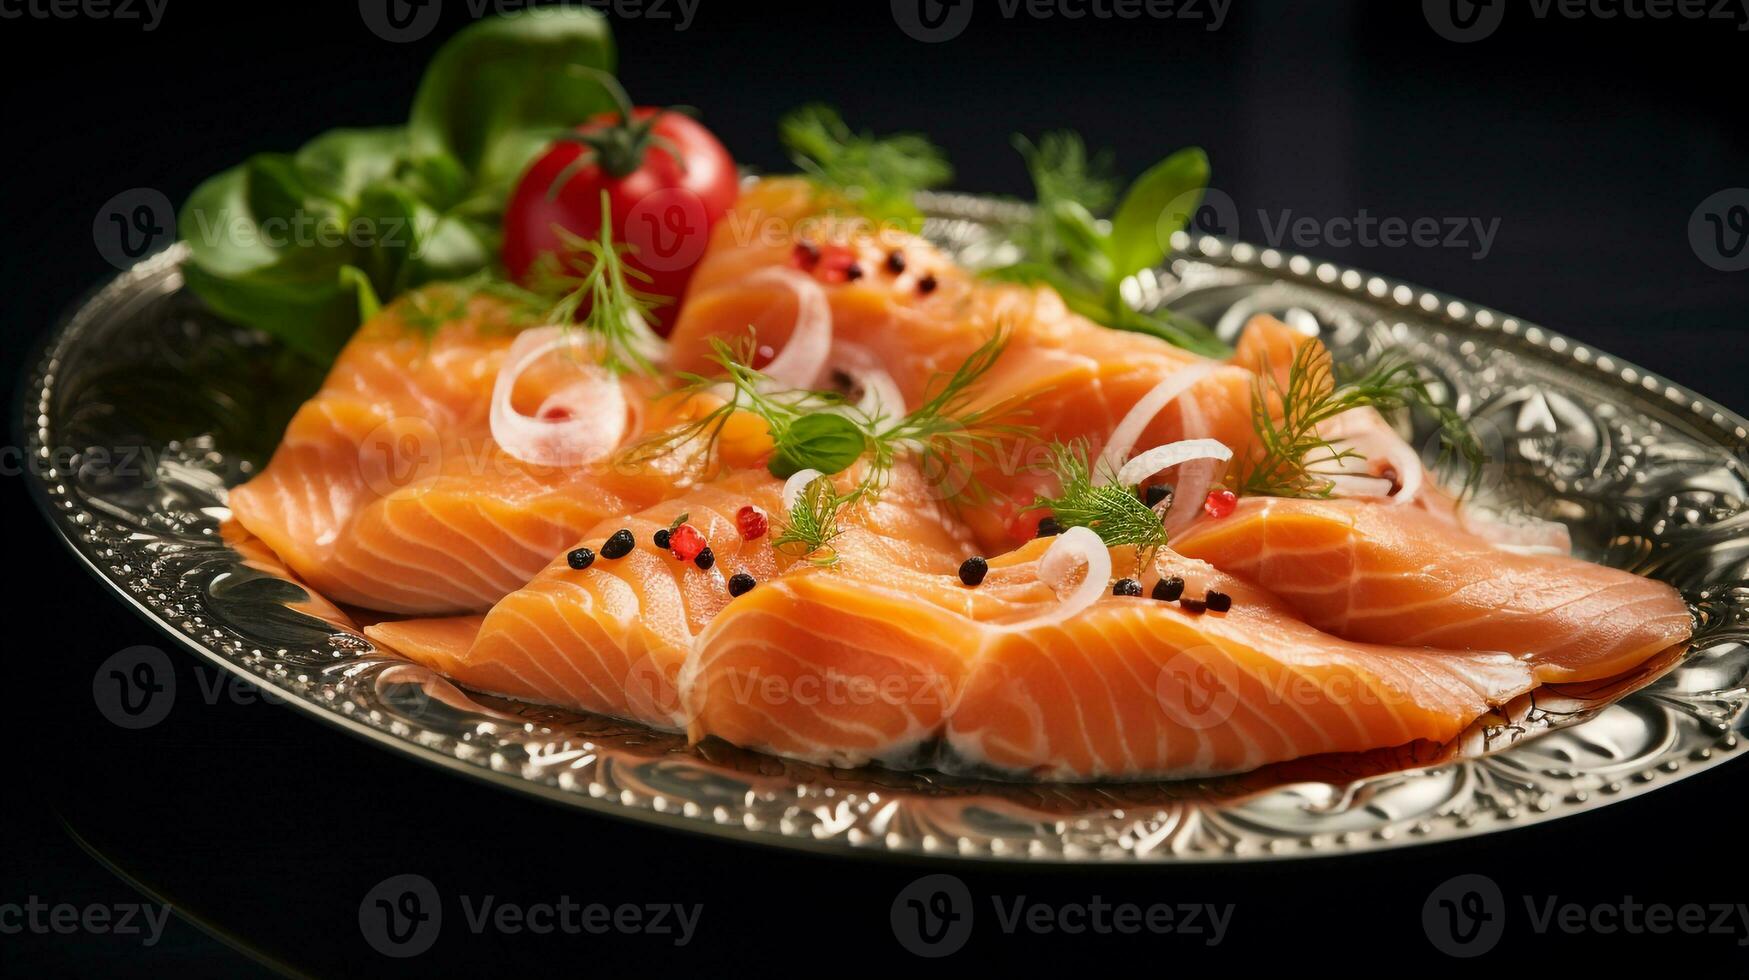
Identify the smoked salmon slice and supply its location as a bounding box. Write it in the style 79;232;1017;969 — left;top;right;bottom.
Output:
1172;496;1693;681
228;294;682;614
684;540;1540;778
366;465;974;728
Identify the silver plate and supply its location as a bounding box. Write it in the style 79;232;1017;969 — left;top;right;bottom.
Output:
22;194;1749;863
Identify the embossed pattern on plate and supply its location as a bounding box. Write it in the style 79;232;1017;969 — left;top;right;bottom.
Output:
21;194;1749;862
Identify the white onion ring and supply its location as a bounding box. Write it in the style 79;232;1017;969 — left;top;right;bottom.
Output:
1165;393;1221;534
746;266;832;389
1324;474;1396;498
1097;363;1219;479
994;527;1111;633
490;326;626;468
825;342;907;431
781;468;826;511
1115;438;1234;490
1322;408;1424;505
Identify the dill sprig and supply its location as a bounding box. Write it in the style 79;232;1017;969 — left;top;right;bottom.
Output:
779;104;952;230
771;474;849;567
860;330;1029;500
1239;340;1484;498
616;338;847;477
532;192;667;376
1034;440;1169;561
620;330;1026;503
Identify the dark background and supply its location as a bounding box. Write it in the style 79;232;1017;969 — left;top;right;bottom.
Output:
4;1;1747;974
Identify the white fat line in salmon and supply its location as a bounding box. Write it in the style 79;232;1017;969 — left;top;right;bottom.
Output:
458;896;702;946
990;896;1234;944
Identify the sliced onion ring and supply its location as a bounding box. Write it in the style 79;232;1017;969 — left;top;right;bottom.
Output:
781;468;826;511
825;341;907;431
1097;363;1219;479
1322;407;1423;505
1115;438;1234;489
490;326;627;468
994;527;1111;633
1324;474;1395;498
746;266;832;390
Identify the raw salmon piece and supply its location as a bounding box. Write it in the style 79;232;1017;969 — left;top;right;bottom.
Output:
1172;496;1692;681
684;540;1539;777
228;292;681;614
367;465;976;729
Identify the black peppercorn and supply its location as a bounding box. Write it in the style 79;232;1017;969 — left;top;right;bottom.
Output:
653;528;671;550
885;251;907;275
1204;590;1232;613
1144;484;1174;508
958;556;989;586
694;547;715;571
1036;516;1063;538
600;529;635;559
1152;576;1185;602
917;274;938;295
566;547;595;570
1113;578;1143;597
728;572;756;597
1179;597;1208;614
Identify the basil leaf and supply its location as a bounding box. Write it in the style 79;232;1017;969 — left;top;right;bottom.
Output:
767;413;867;479
408;7;617;195
1107;147;1209;279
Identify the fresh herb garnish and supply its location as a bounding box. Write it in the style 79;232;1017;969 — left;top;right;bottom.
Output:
617;339;848;478
1238;340;1484;498
859;330;1027;500
621;331;1022;500
534;192;667;375
779;104;953;231
179;8;618;363
988;133;1228;357
771;475;849;566
1034;441;1170;561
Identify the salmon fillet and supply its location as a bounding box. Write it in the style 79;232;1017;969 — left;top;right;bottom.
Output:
228;294;682;614
366;465;975;728
684;541;1540;777
1172;496;1693;681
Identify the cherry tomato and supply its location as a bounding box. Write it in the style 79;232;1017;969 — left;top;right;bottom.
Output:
503;106;737;333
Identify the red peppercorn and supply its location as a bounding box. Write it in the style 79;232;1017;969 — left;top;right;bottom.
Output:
540;406;572;421
668;523;706;562
736;505;769;541
790;241;821;268
1203;489;1237;519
